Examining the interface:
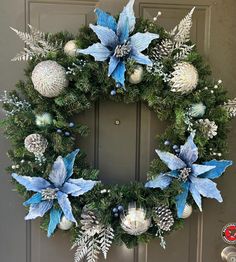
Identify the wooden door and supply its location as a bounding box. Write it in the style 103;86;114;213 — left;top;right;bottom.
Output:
0;0;236;262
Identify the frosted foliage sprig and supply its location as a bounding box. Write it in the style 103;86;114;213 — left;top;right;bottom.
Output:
11;25;61;61
0;91;31;116
73;226;114;262
223;98;236;117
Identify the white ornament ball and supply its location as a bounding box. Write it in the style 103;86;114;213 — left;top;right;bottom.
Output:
129;66;144;84
58;216;73;230
35;113;53;127
64;40;77;57
170;62;198;94
181;203;193;219
32;60;68;98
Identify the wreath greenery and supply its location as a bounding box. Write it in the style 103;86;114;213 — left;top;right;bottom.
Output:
0;1;234;261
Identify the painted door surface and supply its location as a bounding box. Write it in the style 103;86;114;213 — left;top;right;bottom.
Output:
0;0;236;262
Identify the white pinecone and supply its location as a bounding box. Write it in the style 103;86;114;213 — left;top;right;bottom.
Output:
197;119;218;139
224;98;236;117
32;60;68;98
154;205;174;232
24;134;48;154
170;62;198;94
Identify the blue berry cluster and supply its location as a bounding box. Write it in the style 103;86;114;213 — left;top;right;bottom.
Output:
164;140;180;154
56;122;75;137
112;205;124;217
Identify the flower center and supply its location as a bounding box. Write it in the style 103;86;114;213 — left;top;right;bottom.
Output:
178;167;192;182
114;42;131;58
41;188;58;200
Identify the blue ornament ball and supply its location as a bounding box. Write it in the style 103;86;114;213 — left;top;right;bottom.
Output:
64;131;71;137
57;129;62;134
114;213;119;218
111;90;116;96
164;140;170;146
112;207;118;213
117;205;124;212
173;145;179;150
69;122;75;128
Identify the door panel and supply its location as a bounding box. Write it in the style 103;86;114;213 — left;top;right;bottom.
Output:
0;1;236;262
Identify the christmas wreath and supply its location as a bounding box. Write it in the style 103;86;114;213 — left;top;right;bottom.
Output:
1;1;235;261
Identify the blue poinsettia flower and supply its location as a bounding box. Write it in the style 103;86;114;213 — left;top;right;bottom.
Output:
145;133;232;218
78;0;159;87
12;149;98;237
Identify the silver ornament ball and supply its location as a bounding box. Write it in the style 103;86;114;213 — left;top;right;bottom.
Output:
58;216;73;230
31;60;68;98
64;40;77;57
181;203;193;219
129;66;144;84
120;202;151;236
24;133;48;154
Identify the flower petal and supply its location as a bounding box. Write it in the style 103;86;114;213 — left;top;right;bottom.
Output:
25;200;53;220
117;0;135;34
12;173;50;192
47;208;62;237
63;149;80;180
60;182;81;195
23;193;42;206
176;181;190;218
49;156;67;187
111;61;126;86
130;48;153;66
117;17;129;43
155;150;186;171
190;176;223;203
78;43;112;61
201;160;233;179
68;178;98;197
95;8;117;31
191;164;215;177
90;24;118;48
145;173;172;190
130;32;159;52
57;191;77;223
179;133;198;166
108;55;120;76
189;182;202;211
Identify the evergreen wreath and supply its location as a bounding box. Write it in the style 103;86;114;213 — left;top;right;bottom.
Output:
1;1;235;261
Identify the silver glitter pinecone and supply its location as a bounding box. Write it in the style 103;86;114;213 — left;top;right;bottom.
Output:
197;119;218;139
31;60;68;97
154;205;174;231
24;133;48;155
80;208;102;237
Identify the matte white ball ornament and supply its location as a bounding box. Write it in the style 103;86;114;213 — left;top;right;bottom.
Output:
129;66;144;84
181;203;193;219
170;62;198;94
64;40;77;57
58;216;73;230
31;60;68;98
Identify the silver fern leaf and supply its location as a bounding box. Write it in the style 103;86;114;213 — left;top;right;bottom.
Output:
173;7;195;48
99;226;114;259
73;233;89;262
11;24;60;61
174;44;195;61
86;237;100;262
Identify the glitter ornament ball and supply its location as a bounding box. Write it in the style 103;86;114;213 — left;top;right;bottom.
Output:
24;134;48;155
64;40;77;57
129;66;144;84
31;60;68;97
35;113;53;127
170;62;198;94
58;216;73;230
181;203;193;219
120;202;151;236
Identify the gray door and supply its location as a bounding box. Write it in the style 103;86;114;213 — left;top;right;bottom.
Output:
0;0;236;262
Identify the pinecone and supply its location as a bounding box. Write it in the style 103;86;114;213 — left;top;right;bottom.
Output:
197;119;218;139
224;98;236;117
152;39;173;60
80;208;102;237
154;205;174;231
24;133;48;155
